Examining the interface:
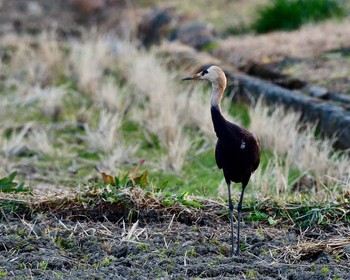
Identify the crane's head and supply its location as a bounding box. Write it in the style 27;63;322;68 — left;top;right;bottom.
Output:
182;65;227;89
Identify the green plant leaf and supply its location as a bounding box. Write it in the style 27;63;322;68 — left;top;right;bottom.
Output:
268;216;278;226
247;211;267;221
179;200;205;209
0;172;30;193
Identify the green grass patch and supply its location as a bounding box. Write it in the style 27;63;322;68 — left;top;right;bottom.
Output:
252;0;346;34
228;102;251;127
244;196;350;228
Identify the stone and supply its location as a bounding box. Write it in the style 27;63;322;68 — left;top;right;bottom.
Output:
138;8;173;48
170;21;215;50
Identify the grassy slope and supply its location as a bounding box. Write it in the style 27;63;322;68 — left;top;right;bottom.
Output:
0;33;349;205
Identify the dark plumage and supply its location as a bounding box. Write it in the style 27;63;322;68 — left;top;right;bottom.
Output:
212;106;260;186
183;65;260;255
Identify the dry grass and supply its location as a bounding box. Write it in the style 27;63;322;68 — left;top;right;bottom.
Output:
1;124;32;158
0;30;349;199
278;237;350;263
249;100;350;197
69;34;116;94
282;56;350;94
4;33;63;87
113;41;218;172
84;110;123;153
27;128;56;156
0;32;216;185
216;19;350;64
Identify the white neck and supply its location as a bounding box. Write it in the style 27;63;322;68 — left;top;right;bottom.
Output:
210;83;224;111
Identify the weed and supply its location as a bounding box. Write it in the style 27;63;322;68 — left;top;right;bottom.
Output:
0;171;30;193
186;248;197;257
100;257;112;267
247;211;267;222
55;236;73;251
39;261;48;270
17;229;26;237
138;243;149;252
53;271;64;279
246;269;257;279
92;161;207;210
334;254;342;261
0;269;7;277
219;245;229;255
321;266;330;275
267;216;278;226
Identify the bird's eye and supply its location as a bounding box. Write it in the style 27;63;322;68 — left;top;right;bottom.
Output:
202;69;208;75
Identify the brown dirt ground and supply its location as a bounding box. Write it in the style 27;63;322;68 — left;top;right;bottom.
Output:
1;199;350;279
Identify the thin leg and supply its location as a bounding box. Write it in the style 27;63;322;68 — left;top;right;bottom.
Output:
227;181;234;256
236;184;247;255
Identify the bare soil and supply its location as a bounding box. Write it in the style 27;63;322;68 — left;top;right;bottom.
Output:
1;203;350;279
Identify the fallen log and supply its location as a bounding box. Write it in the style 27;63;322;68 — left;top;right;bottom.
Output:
225;72;350;150
159;42;350;150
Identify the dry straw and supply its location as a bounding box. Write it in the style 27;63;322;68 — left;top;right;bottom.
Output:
0;31;349;196
249;99;350;197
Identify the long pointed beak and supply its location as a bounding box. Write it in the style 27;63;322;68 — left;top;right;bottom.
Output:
182;73;201;81
182;76;193;81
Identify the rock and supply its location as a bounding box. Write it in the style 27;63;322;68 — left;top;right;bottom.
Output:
138;8;216;50
292;175;316;193
181;240;194;247
170;21;215;50
111;245;128;258
343;245;350;255
73;0;106;16
138;8;173;48
196;245;209;255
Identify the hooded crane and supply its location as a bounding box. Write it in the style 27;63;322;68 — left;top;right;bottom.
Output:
183;65;260;255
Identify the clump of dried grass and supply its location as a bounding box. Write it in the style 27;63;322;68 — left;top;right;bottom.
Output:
114;40;241;172
278;237;350;263
114;43;195;172
69;34;116;94
4;32;63;86
95;77;133;114
84;110;123;154
82;107;138;173
19;85;68;121
97;144;139;174
1;124;32;158
249;100;350;196
27;128;56;156
249;152;291;198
